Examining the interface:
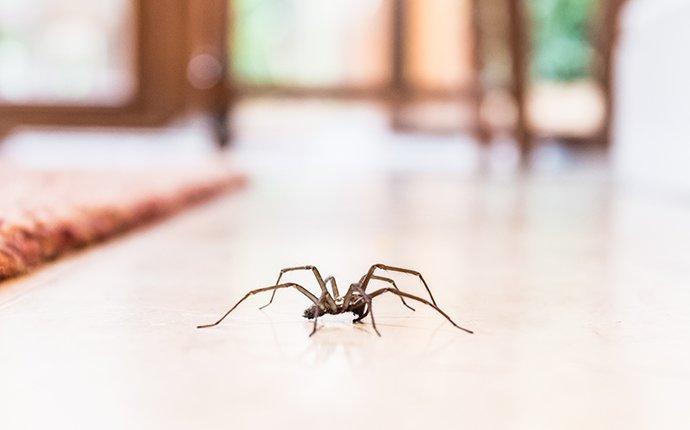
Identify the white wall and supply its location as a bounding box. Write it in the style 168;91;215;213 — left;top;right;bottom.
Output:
613;0;690;191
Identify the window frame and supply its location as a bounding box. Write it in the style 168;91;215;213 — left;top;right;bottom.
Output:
0;0;190;129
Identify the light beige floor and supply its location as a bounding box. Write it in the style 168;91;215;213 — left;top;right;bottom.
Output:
1;167;689;429
1;110;690;429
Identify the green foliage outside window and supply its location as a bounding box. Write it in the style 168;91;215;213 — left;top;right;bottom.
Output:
231;0;290;84
529;0;596;81
231;0;597;84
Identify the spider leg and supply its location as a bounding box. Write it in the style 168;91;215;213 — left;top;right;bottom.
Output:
259;265;336;312
352;284;380;336
323;276;340;299
367;287;473;334
352;275;416;323
368;275;415;311
309;293;328;337
361;264;439;306
197;283;319;329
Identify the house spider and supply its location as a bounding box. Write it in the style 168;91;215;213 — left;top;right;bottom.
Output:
197;263;473;337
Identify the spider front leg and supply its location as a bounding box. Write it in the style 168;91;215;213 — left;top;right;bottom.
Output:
351;284;381;336
361;263;439;306
259;265;336;312
309;294;328;337
351;275;415;324
367;287;473;334
368;275;415;311
323;276;339;299
197;282;319;329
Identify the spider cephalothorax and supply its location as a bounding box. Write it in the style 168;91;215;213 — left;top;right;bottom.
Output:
198;264;473;337
303;291;367;321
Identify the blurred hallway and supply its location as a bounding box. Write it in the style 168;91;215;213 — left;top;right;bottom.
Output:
1;99;601;174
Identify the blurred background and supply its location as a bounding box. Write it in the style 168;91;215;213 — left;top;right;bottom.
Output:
4;0;683;190
0;0;634;166
4;1;690;258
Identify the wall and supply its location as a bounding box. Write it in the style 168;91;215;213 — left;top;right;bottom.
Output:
613;0;690;192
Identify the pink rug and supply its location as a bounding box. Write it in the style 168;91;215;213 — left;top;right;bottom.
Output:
0;165;245;281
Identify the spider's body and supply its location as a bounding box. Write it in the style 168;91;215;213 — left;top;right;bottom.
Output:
198;264;473;337
302;286;366;320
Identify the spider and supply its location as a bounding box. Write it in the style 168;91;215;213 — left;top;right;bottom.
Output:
197;263;473;337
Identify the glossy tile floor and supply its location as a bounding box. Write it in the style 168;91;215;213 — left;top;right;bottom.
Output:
2;104;690;429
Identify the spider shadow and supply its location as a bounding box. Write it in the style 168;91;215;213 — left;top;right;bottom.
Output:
295;315;462;367
255;309;367;363
296;320;374;367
